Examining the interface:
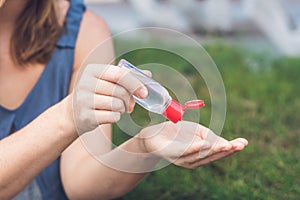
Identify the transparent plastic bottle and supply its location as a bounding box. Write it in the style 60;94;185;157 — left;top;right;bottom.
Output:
118;59;205;123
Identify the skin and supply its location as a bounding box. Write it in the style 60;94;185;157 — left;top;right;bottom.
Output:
0;0;248;199
0;0;5;7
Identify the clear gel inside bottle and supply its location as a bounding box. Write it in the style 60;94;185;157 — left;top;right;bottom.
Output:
118;59;204;123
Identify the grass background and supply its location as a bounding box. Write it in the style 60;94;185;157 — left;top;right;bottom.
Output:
112;40;300;200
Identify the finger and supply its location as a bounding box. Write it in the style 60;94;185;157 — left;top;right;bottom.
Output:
191;150;236;168
194;123;210;139
198;138;247;161
89;64;148;99
182;140;212;156
196;125;229;146
117;71;148;99
188;141;248;168
172;142;212;165
211;138;233;152
166;140;211;161
197;128;233;152
230;138;248;151
95;79;132;112
194;124;244;157
198;139;233;159
196;126;223;147
93;95;126;113
94;110;121;124
199;137;232;157
127;96;136;113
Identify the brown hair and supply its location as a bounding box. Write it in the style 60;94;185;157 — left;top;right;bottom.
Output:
11;0;63;66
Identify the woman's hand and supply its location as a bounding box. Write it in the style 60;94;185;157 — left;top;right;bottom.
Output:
72;64;149;134
139;121;248;169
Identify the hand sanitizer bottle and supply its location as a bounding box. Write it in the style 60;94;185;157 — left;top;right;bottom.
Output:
118;59;205;123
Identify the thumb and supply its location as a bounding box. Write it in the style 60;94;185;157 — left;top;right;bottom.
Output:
142;70;152;78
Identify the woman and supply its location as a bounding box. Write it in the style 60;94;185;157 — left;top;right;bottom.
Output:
0;0;248;199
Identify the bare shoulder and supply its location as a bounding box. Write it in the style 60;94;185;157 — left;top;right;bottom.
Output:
74;10;114;70
79;10;111;40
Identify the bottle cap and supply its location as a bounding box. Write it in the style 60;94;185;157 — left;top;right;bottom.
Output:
183;100;205;111
162;99;205;123
162;100;184;123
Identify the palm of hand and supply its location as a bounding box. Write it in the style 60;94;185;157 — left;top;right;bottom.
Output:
140;121;248;169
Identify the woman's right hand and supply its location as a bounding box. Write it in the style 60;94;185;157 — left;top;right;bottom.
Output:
71;64;148;134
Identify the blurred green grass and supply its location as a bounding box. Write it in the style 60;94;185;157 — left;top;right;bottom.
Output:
113;41;300;200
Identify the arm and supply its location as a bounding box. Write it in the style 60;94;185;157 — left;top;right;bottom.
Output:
0;97;76;199
0;10;144;200
60;10;151;199
0;9;120;200
60;11;248;200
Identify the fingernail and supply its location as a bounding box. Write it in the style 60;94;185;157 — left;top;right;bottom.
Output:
240;138;248;146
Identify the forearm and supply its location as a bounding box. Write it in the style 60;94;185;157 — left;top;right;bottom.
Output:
61;136;160;200
0;98;76;199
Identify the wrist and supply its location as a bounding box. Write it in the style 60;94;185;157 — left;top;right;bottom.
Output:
55;95;78;140
123;135;157;158
107;136;161;172
135;131;158;158
133;136;148;154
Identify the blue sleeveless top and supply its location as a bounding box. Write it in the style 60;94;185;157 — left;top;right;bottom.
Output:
0;0;85;199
